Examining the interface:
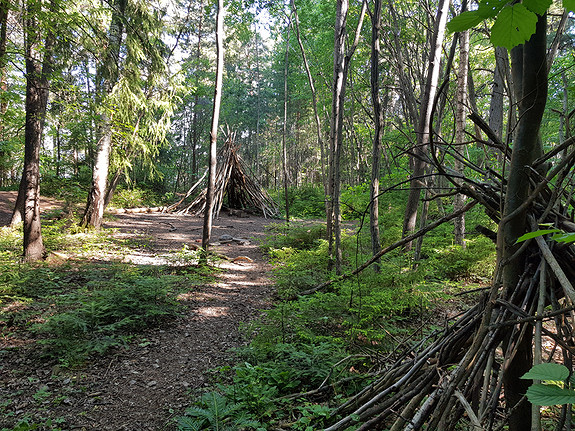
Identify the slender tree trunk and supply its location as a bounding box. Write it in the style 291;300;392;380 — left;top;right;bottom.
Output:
282;17;291;223
401;0;449;250
454;22;469;248
192;0;204;181
488;46;507;162
499;14;548;431
19;0;55;261
369;0;383;270
0;0;8;187
327;0;366;274
291;0;326;191
201;0;224;252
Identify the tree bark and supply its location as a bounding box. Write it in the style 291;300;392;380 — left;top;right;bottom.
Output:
0;0;8;188
499;14;548;431
291;0;326;190
201;0;224;252
401;0;449;250
81;0;126;228
19;0;56;261
327;0;366;274
454;21;469;248
488;46;507;162
282;17;291;223
369;0;384;270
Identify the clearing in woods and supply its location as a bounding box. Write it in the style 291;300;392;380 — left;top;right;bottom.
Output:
0;191;276;430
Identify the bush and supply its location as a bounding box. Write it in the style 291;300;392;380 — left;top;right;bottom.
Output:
34;271;180;365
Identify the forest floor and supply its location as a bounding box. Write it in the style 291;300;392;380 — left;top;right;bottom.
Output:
0;191;277;430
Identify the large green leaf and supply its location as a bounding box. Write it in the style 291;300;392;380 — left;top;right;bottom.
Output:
490;4;538;49
477;0;508;18
447;10;484;32
521;363;570;381
523;0;553;15
526;384;575;406
516;229;561;243
563;0;575;13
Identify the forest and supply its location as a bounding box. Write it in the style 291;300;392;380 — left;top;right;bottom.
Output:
2;0;575;429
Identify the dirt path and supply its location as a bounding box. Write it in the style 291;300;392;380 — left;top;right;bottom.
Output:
0;192;277;430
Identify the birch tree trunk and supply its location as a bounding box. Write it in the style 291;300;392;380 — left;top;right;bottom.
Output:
401;0;449;250
454;24;469;248
201;0;224;252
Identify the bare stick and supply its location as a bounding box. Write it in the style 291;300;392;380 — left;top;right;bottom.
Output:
528;216;575;303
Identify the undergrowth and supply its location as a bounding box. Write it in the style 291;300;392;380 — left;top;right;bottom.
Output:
0;216;213;368
177;210;496;430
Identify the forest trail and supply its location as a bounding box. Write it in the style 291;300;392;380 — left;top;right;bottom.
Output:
0;191;276;430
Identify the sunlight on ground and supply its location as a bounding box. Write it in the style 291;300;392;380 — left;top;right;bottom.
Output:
196;306;230;317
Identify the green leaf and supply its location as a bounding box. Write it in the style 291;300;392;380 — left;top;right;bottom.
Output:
447;11;484;32
516;229;561;243
563;0;575;13
523;0;553;15
477;0;508;18
490;4;538;49
526;384;575;406
521;363;570;381
551;232;575;244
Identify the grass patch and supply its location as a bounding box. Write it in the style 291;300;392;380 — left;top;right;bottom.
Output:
0;218;214;368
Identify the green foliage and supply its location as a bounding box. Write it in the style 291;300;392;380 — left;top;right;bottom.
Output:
110;187;148;208
270;185;326;219
448;0;560;49
516;228;562;243
178;342;344;430
177;392;263;431
490;4;538;49
40;175;85;205
425;237;496;281
34;269;180;364
522;363;575;406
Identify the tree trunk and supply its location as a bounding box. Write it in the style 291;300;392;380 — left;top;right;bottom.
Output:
81;117;112;228
80;0;126;228
0;0;8;187
454;22;469;248
488;46;507;162
291;0;326;191
369;0;383;270
499;14;548;431
401;0;449;250
282;18;291;224
327;0;366;274
201;0;224;252
20;0;55;261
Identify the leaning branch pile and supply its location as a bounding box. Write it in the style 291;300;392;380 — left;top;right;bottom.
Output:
319;144;575;431
165;134;278;218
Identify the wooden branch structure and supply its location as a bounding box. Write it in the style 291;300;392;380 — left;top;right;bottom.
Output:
317;142;575;430
165;133;278;218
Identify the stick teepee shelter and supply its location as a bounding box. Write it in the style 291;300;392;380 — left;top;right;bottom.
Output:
165;133;278;218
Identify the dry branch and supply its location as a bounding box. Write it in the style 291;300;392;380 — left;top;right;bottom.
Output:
317;141;575;430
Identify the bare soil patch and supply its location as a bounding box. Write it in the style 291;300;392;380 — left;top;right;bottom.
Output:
0;191;277;430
